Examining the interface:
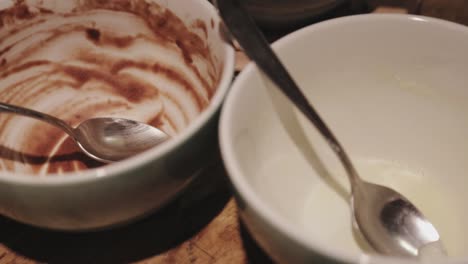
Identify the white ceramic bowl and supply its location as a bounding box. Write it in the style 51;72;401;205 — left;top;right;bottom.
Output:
220;14;468;264
0;0;234;230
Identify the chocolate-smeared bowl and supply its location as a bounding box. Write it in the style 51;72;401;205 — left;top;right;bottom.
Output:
0;0;234;230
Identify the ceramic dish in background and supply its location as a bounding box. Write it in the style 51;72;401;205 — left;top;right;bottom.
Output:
241;0;346;29
220;14;468;264
0;0;234;230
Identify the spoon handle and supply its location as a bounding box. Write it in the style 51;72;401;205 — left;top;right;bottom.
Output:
0;102;76;138
217;0;361;186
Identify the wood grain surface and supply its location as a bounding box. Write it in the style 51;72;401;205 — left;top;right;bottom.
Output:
1;1;468;263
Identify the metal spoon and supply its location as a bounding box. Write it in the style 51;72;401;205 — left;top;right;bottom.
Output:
0;102;169;163
217;0;445;257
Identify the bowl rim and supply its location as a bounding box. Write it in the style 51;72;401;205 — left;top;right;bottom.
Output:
0;0;235;186
219;13;468;264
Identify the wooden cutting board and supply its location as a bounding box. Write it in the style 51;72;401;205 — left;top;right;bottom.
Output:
1;1;467;263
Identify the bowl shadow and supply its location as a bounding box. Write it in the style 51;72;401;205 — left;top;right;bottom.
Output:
0;152;232;264
238;220;275;264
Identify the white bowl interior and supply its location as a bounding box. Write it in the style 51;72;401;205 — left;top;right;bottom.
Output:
221;14;468;263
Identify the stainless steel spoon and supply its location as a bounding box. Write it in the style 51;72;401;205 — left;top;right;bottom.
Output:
0;102;169;163
217;0;445;257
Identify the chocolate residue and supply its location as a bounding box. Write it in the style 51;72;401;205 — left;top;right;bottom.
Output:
192;19;208;39
148;113;164;128
47;136;103;174
110;60;206;110
105;35;134;48
73;0;212;66
175;39;193;64
152;62;206;109
0;1;36;29
85;28;100;42
110;60;148;74
0;42;14;58
0;0;221;176
0;0;34;22
16;6;33;19
37;7;54;14
0;144;46;164
62;65;159;103
0;60;50;78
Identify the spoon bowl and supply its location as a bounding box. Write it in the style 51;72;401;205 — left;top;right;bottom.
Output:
352;180;445;256
74;117;169;163
217;0;444;258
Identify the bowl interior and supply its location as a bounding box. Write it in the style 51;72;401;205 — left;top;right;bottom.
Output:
0;0;234;181
221;14;468;262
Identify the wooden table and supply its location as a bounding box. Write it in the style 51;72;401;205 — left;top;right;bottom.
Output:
1;1;467;263
0;156;273;264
